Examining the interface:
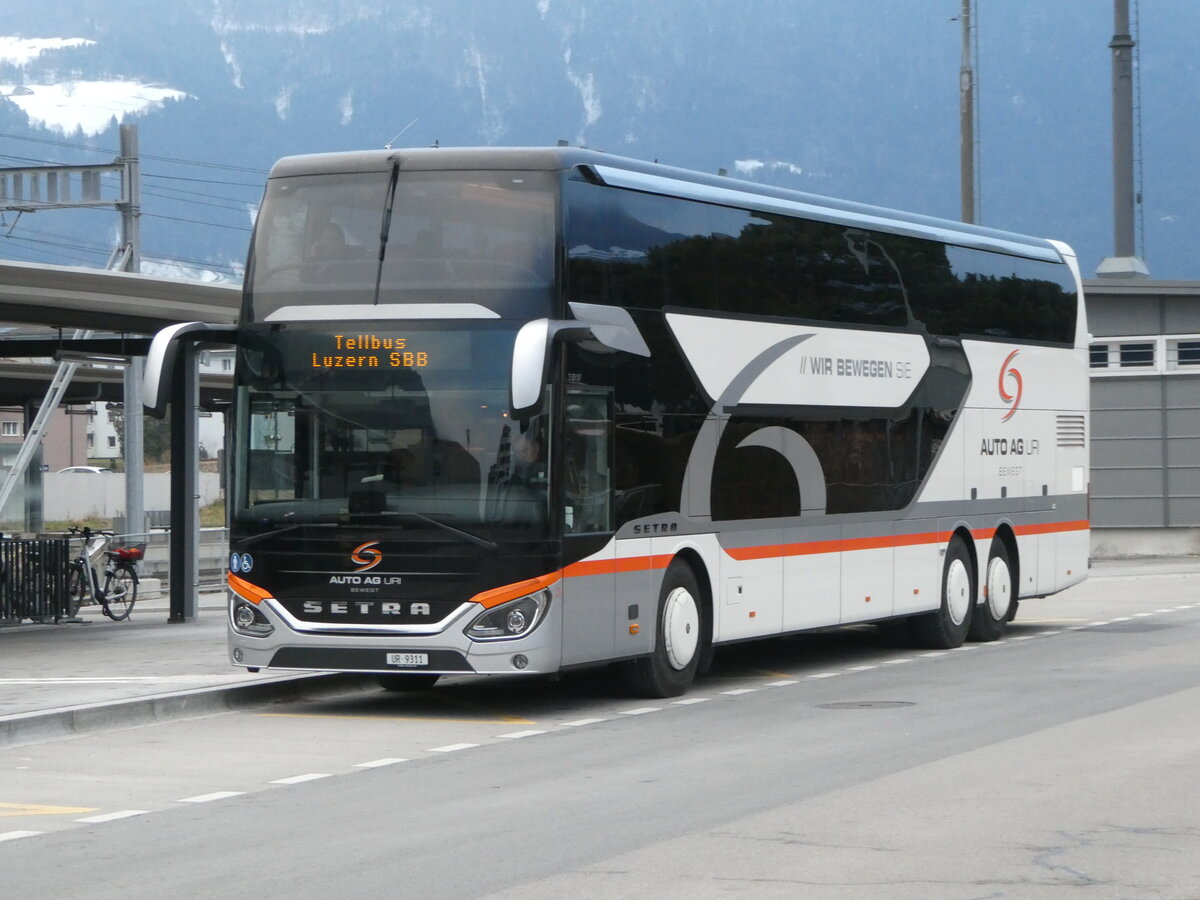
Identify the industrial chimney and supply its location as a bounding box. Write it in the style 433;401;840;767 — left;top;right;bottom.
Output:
1097;0;1150;277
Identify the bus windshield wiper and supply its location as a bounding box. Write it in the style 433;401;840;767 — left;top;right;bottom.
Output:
239;521;338;547
327;510;498;550
372;159;400;306
393;512;498;550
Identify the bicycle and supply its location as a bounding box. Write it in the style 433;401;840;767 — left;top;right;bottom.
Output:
65;526;143;621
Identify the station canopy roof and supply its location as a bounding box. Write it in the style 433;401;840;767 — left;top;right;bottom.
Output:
0;259;241;406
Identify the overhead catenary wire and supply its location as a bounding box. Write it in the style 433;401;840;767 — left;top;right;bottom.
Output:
0;129;261;271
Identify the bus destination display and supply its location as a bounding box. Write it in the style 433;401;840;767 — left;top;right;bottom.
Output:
310;333;429;369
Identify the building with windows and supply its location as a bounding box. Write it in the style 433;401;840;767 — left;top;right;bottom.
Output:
85;348;234;465
1086;278;1200;556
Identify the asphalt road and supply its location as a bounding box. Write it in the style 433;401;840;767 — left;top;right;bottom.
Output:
2;564;1199;899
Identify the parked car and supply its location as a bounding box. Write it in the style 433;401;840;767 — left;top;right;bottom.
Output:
56;466;113;474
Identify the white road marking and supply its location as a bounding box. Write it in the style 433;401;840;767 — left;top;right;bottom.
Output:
354;758;409;768
673;697;709;705
764;679;799;686
720;688;757;695
0;830;42;841
75;810;147;824
498;730;546;739
178;791;245;804
619;707;661;715
561;718;608;727
427;743;478;753
270;773;332;785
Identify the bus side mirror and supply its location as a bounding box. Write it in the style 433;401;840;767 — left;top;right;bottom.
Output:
143;322;239;418
510;319;593;421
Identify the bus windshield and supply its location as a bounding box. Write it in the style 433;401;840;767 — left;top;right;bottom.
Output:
232;322;550;541
246;169;557;321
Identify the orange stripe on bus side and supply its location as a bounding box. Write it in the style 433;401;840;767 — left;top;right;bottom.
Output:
228;572;273;604
1013;520;1091;537
562;554;675;579
468;572;562;609
724;520;1089;563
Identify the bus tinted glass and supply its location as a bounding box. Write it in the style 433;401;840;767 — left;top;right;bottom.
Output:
248;170;557;321
232;322;550;541
566;180;1076;344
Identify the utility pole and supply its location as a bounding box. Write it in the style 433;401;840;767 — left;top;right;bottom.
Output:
0;124;146;531
958;0;977;224
118;124;146;541
1097;0;1149;277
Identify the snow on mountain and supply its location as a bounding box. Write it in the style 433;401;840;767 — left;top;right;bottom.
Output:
1;79;188;138
0;36;94;67
0;35;188;137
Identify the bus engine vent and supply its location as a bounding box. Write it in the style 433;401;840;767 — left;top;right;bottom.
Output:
1056;414;1086;448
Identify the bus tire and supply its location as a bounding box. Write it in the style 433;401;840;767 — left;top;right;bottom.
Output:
620;560;705;698
377;673;440;692
969;541;1013;642
913;536;973;649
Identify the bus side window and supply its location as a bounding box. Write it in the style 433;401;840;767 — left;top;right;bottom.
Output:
563;391;613;534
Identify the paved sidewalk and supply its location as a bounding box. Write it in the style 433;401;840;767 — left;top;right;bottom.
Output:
0;589;351;748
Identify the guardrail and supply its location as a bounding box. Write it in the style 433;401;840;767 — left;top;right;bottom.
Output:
0;536;71;624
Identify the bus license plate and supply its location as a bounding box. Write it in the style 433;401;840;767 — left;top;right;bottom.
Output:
386;652;429;668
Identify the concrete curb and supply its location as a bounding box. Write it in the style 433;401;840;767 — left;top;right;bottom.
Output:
0;672;370;749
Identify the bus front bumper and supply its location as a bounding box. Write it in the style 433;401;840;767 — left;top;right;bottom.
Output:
226;592;562;676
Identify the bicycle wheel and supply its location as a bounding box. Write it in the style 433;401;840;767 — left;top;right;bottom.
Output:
102;564;138;621
65;562;89;618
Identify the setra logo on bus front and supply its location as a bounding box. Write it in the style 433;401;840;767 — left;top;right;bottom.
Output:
351;541;383;572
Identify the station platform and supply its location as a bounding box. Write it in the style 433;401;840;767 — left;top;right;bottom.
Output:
0;589;351;748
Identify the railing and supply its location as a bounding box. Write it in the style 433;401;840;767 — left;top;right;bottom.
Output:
0;536;71;624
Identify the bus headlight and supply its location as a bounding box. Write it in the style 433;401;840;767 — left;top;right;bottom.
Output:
231;598;273;637
465;590;550;642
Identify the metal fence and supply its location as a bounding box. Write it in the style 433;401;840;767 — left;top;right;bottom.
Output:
0;536;71;624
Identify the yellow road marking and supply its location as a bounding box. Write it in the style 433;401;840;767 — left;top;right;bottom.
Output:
0;802;98;817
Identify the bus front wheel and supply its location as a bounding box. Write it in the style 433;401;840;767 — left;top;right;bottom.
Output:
913;536;974;649
620;560;706;698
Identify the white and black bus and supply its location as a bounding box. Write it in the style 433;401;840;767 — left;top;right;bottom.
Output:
148;147;1089;697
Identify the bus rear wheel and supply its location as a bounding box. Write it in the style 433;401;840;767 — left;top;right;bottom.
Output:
913;536;974;649
620;560;706;698
969;541;1013;642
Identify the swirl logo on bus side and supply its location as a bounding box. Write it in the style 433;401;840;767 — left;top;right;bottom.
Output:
351;541;383;572
998;349;1023;422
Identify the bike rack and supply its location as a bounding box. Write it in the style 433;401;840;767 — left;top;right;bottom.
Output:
0;536;71;625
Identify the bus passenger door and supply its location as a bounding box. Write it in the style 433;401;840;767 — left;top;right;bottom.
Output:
559;387;624;666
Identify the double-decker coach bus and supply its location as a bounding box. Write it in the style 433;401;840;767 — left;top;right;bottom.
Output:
147;147;1089;697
